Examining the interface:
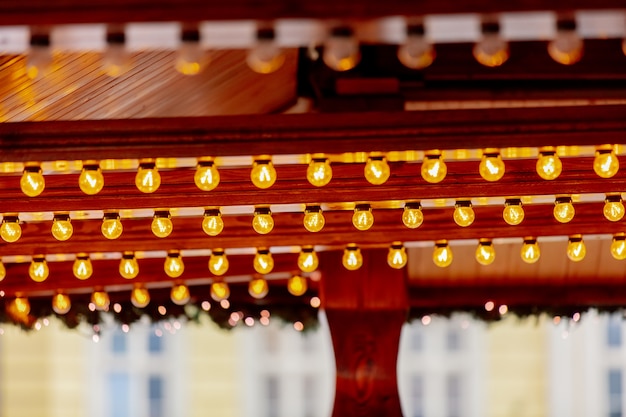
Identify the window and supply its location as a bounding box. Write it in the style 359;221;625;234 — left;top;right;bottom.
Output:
148;331;163;353
609;369;623;417
108;373;130;417
303;375;316;417
608;315;622;348
148;376;165;417
266;375;280;417
111;331;127;354
410;374;424;417
410;326;423;352
446;373;462;417
446;329;461;351
264;327;280;355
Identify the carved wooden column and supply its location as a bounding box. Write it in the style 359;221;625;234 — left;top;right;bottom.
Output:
320;249;408;417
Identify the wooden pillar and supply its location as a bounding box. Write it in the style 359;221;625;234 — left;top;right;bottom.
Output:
320;249;408;417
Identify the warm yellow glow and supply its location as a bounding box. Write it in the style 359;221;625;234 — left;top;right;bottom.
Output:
521;238;541;264
252;208;274;234
297;246;319;272
303;206;325;232
453;202;475;227
73;253;93;280
91;290;110;311
536;150;562;180
307;158;332;187
421;153;447;183
387;242;407;269
29;256;49;282
202;209;224;236
248;278;269;299
175;40;206;75
342;244;363;270
194;161;220;191
247;37;285;74
548;29;583;65
254;249;274;274
21;165;45;197
79;164;104;195
208;249;229;276
352;205;374;231
287;275;308;296
10;297;30;316
611;234;626;260
1;216;22;243
364;157;390;185
52;293;71;315
151;211;173;238
131;286;150;308
554;198;575;223
102;42;131;77
475;239;496;266
210;282;230;301
164;251;184;278
567;236;586;262
397;32;435;69
0;260;5;282
323;32;361;71
594;148;619;178
479;152;505;181
402;203;424;229
433;240;453;268
604;196;625;222
503;199;524;226
119;252;139;279
473;33;509;67
135;162;161;193
250;159;276;189
101;213;123;239
51;214;73;241
170;284;191;305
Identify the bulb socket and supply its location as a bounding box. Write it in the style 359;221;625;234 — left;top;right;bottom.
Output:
106;31;126;45
122;252;135;260
197;159;215;168
257;247;270;255
212;248;225;256
103;211;120;221
606;194;622;204
181;28;200;43
330;26;354;38
555;196;572;205
480;21;500;35
305;205;322;214
478;238;493;246
204;208;221;217
29;33;50;47
354;203;371;212
390;241;404;250
435;240;449;248
406;23;425;36
254;207;272;216
153;210;171;219
614;233;626;241
568;235;583;243
167;250;180;258
76;253;90;261
32;255;46;263
256;27;276;41
23;165;42;174
504;198;522;207
523;237;537;245
455;200;472;208
53;213;71;222
301;245;314;253
556;19;577;32
404;201;422;210
2;215;19;224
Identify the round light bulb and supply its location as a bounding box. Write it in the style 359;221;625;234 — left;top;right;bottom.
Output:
303;206;325;232
202;209;224;236
352;205;374;231
247;31;285;74
611;234;626;260
102;213;123;239
287;275;308;296
433;241;453;268
254;249;274;275
1;216;22;243
536;150;562;180
210;282;230;301
397;30;435;70
453;202;475;227
0;261;6;282
248;278;269;299
73;253;93;280
51;214;73;241
151;211;173;238
342;245;363;271
297;247;319;273
250;159;276;189
421;153;447;183
503;199;524;226
252;208;274;234
604;196;625;222
402;203;424;229
171;284;191;305
175;32;207;75
323;29;361;71
364;157;390;185
119;252;139;279
594;148;619;179
567;236;586;262
21;165;45;197
521;238;540;264
91;290;110;311
135;161;161;193
548;25;583;65
52;293;71;315
131;286;150;308
475;239;496;266
387;242;408;269
29;256;49;282
164;251;184;278
554;198;575;223
479;152;505;181
79;164;104;195
102;35;131;77
208;249;229;276
473;30;509;67
10;297;30;316
26;39;53;79
194;160;220;191
307;158;332;187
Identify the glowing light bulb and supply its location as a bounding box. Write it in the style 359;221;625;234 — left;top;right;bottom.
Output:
73;253;93;280
164;251;184;278
252;207;274;234
247;28;285;74
135;161;161;193
250;159;276;189
364;156;390;185
611;233;626;260
594;147;619;178
604;195;625;222
26;34;52;79
303;205;325;232
101;212;123;239
548;21;583;65
475;239;496;266
119;252;139;279
151;210;173;238
307;158;332;187
287;275;308;296
536;149;562;180
298;246;319;272
52;293;71;315
171;284;191;305
10;297;30;316
91;290;110;311
202;209;224;236
195;160;220;191
254;249;274;274
29;255;49;282
78;162;105;195
21;164;45;197
102;31;131;77
1;215;21;243
397;24;435;70
567;235;586;262
131;286;150;308
352;204;374;231
521;237;540;264
554;197;575;223
0;261;5;282
51;213;73;241
473;23;509;67
402;202;424;229
208;249;229;276
453;201;475;227
503;199;524;226
433;240;453;268
175;29;206;75
342;244;363;270
248;278;269;299
387;242;408;269
323;27;361;71
479;151;505;181
211;282;230;301
421;152;447;183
